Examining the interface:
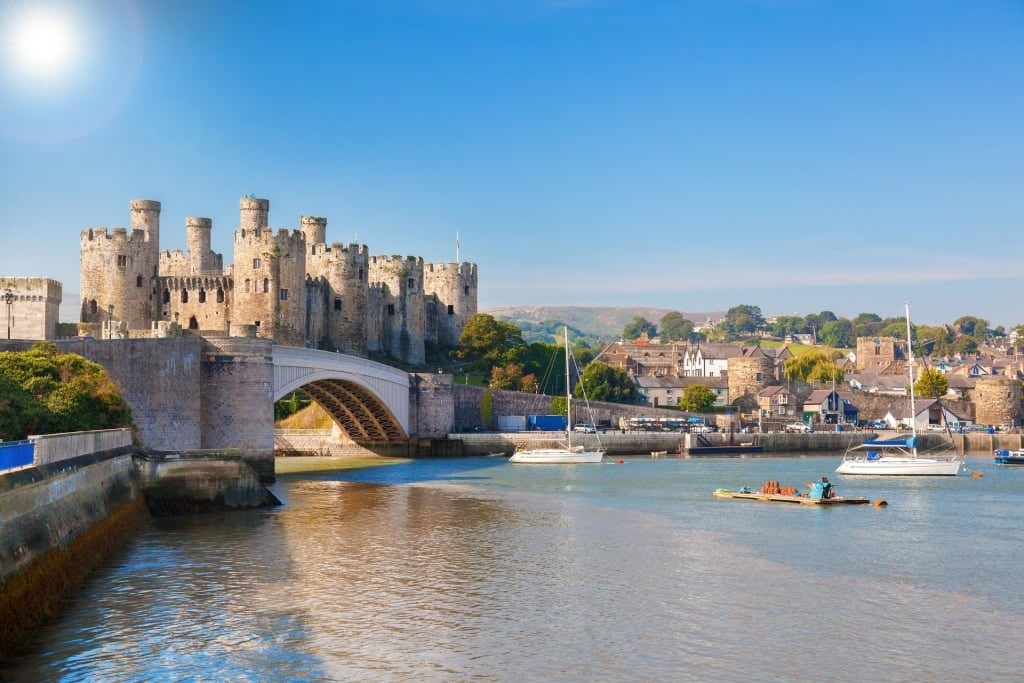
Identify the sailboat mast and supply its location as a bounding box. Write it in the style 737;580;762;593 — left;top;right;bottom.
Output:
906;301;917;439
564;326;572;443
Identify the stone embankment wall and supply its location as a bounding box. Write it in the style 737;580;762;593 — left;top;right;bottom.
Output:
0;432;279;660
30;428;132;466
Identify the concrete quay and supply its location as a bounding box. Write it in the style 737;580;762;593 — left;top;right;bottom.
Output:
447;431;976;457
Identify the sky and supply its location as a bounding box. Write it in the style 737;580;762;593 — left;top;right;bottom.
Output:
1;0;1023;329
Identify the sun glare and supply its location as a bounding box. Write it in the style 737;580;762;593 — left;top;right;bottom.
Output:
8;7;77;80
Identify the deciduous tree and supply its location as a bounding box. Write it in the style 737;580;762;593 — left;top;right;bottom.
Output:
622;316;656;341
658;312;694;342
575;362;641;404
456;313;525;372
914;367;949;398
679;385;717;412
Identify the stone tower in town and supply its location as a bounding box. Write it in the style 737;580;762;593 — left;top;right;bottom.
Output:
972;376;1022;427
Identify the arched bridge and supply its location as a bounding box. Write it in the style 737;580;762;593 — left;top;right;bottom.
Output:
272;346;410;442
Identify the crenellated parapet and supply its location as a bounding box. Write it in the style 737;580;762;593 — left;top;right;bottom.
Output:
77;195;479;366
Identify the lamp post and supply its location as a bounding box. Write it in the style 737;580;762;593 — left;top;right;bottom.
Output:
3;288;13;340
107;304;114;340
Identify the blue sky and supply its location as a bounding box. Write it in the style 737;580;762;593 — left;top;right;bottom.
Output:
1;0;1023;328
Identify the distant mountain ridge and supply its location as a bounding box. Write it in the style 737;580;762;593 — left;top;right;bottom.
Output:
486;306;725;343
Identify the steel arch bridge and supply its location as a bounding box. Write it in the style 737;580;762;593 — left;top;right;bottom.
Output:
272;346;410;442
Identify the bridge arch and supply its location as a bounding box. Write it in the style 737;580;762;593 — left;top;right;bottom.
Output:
272;346;410;442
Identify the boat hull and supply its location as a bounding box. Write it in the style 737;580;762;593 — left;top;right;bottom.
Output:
713;491;869;505
994;449;1024;465
836;456;961;476
508;448;604;464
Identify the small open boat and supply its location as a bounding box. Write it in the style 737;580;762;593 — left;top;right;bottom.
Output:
995;449;1024;465
713;489;870;505
713;478;875;506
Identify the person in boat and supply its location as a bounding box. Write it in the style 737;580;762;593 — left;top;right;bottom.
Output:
819;476;833;499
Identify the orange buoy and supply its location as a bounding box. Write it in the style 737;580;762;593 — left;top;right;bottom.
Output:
873;499;888;507
971;471;983;478
616;459;624;464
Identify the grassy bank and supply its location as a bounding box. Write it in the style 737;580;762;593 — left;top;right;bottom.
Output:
274;455;410;475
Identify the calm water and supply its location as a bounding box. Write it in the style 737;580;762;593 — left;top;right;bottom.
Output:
4;454;1023;682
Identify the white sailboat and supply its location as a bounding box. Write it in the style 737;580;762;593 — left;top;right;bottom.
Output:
509;327;605;464
836;302;964;476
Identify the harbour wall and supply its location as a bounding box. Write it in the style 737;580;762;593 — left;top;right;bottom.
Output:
447;431;999;456
0;433;279;660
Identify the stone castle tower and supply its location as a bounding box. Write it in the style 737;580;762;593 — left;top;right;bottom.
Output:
972;376;1022;427
727;353;776;410
79;197;478;364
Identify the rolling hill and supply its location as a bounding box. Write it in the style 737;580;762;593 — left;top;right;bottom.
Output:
485;306;725;345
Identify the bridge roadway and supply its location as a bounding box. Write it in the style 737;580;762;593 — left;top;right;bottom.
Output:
271;345;410;441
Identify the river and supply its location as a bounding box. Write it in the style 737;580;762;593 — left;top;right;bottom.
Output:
3;453;1022;682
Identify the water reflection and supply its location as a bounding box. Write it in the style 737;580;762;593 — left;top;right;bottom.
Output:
5;455;1024;681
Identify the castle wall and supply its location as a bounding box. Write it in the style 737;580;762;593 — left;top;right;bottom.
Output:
369;255;425;364
231;199;307;347
423;261;478;346
307;243;370;355
156;275;232;332
0;277;62;340
79;195;478;366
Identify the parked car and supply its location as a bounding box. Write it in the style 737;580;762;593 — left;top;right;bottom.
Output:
573;423;597;433
785;422;813;433
869;420;888;430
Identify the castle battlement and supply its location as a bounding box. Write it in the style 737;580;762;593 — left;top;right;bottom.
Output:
79;195;478;365
81;227;148;243
0;277;63;299
370;254;424;267
424;261;478;276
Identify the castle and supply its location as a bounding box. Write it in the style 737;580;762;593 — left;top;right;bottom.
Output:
79;198;478;364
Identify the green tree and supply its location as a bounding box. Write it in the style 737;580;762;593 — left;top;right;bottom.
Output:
0;342;132;440
679;385;717;412
819;319;854;348
575;362;641;403
658;312;694;342
724;305;766;338
914;367;949;398
622;316;656;341
770;315;804;339
783;349;843;383
489;364;522;390
480;388;493;427
852;313;884;338
456;313;525;372
952;315;987;341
